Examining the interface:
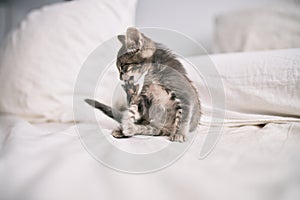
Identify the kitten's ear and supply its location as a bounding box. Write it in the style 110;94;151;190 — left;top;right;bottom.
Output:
126;27;143;50
126;27;156;58
117;35;126;45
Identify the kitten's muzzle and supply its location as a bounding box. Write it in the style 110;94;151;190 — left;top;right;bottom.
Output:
121;73;130;81
121;72;135;81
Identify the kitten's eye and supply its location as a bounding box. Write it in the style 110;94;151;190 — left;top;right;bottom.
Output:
131;65;140;71
123;64;140;72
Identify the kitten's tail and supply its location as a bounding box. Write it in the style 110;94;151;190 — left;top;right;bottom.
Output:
84;99;123;123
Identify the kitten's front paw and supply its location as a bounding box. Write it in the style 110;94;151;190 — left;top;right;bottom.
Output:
122;123;136;137
112;128;127;138
169;134;186;143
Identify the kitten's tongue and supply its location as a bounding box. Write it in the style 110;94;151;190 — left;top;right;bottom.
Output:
128;89;135;95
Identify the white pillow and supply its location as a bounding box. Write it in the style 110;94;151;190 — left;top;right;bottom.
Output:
186;48;300;126
0;0;137;122
213;0;300;53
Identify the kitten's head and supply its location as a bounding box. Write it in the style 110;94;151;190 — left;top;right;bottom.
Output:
116;27;156;81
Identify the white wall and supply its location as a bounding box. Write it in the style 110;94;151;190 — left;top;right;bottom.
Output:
0;4;7;45
0;0;61;44
136;0;279;52
9;0;61;28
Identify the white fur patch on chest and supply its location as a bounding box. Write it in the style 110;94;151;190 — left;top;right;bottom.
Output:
135;69;148;95
148;84;171;105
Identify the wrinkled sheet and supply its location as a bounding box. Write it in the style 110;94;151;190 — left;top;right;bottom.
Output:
0;114;300;200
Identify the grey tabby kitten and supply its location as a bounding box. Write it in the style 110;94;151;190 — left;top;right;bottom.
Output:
86;27;201;142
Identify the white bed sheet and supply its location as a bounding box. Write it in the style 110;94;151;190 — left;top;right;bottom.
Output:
0;48;299;200
0;114;300;200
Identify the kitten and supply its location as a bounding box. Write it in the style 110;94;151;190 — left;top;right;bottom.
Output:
86;27;201;142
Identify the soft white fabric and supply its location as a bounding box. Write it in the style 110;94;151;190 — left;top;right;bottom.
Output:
213;0;300;53
0;0;137;122
182;48;300;126
0;114;300;200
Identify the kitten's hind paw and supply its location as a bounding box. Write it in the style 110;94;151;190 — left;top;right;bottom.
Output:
169;134;186;143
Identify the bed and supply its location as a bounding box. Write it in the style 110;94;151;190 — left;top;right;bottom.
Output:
0;0;300;200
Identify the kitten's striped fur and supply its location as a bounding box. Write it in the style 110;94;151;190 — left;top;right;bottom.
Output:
86;27;201;142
